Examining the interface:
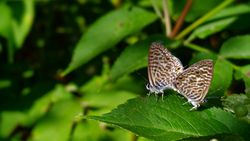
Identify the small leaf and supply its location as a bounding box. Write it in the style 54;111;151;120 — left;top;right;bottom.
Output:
0;2;12;38
188;4;250;41
188;17;237;41
62;6;157;75
110;35;180;80
0;0;35;62
11;0;35;48
209;59;233;97
88;94;250;141
208;4;250;21
220;35;250;59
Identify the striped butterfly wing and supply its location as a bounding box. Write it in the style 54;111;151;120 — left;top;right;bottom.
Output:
174;59;214;110
147;42;183;94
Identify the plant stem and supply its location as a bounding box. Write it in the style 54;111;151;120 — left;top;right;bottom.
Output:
151;0;163;21
175;0;234;40
183;41;211;53
162;0;172;37
170;0;193;38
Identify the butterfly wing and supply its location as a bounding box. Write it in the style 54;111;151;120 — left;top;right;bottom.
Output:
174;59;214;109
147;42;183;94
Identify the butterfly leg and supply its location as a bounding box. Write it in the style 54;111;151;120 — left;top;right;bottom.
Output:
147;92;151;96
182;98;192;105
189;101;200;111
161;92;164;101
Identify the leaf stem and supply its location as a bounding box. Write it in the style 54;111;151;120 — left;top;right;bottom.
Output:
151;0;163;21
162;0;172;37
175;0;234;40
183;41;211;53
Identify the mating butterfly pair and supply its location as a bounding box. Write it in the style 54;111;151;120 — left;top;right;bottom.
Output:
146;42;213;110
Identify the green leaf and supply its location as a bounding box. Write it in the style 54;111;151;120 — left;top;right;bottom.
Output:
10;0;35;48
31;99;82;141
187;4;250;41
223;94;250;124
72;120;133;141
0;0;35;62
0;84;71;139
209;59;233;97
88;94;250;141
208;4;250;21
62;6;157;75
188;17;237;41
0;2;12;38
110;35;180;80
220;35;250;59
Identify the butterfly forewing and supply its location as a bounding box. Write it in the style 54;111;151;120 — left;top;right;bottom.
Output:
147;42;183;94
173;59;213;109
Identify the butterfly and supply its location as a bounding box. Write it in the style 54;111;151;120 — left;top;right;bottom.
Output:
147;42;214;110
173;59;213;110
146;42;183;96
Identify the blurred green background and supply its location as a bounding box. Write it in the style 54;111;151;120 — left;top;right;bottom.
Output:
1;0;250;141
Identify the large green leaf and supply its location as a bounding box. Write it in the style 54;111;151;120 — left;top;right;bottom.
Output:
110;35;180;80
89;94;249;141
62;6;157;75
220;35;250;59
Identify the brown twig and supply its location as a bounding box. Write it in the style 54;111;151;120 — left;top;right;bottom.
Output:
170;0;193;38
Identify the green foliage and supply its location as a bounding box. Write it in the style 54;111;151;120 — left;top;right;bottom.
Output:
0;0;34;62
188;4;250;41
89;94;249;141
1;0;250;141
220;35;250;59
223;94;250;124
209;59;233;96
62;6;157;75
110;35;181;80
